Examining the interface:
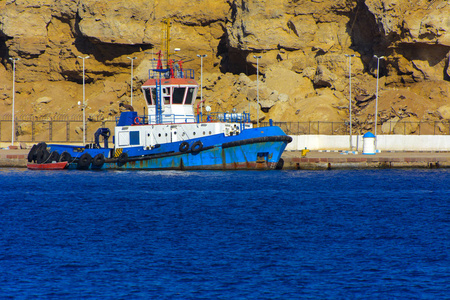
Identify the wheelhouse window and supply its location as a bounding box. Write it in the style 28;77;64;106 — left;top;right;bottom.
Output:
151;88;157;105
185;87;195;105
144;88;152;105
172;87;186;104
162;87;171;104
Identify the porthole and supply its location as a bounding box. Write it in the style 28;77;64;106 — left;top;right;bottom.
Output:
158;133;161;137
193;132;196;136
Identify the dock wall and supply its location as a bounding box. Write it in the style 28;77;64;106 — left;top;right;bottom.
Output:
286;135;450;152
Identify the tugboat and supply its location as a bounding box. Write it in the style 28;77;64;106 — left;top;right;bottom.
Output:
27;70;292;170
27;24;292;170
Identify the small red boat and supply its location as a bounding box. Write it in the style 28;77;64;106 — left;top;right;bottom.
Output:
27;162;68;170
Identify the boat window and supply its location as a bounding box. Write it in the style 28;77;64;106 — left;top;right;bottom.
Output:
144;88;152;105
185;87;195;104
160;87;170;104
151;88;157;105
172;87;186;104
130;131;140;145
118;131;129;146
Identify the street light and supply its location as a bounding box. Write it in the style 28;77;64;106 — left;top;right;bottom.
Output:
127;57;137;106
9;57;19;146
374;55;384;150
253;55;262;127
78;55;90;146
196;54;207;116
345;54;355;151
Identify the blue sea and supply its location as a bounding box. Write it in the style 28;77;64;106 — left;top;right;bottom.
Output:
0;169;449;299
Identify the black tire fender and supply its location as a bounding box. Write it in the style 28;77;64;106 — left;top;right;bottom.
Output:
191;141;203;153
92;153;105;168
48;151;60;163
36;149;50;164
27;144;38;162
117;152;128;164
179;141;189;153
60;151;72;162
77;153;92;170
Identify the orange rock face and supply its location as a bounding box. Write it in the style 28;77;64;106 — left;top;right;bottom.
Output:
1;0;450;138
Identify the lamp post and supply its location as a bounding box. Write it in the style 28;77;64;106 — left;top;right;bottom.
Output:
253;55;262;127
374;55;384;150
196;54;207;116
345;54;355;151
78;55;90;145
9;57;19;146
127;57;137;106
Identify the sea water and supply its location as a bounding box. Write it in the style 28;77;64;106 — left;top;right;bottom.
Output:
0;169;448;299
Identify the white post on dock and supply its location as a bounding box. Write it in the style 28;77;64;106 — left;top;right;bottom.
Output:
197;54;207;117
127;57;137;107
345;54;355;151
9;57;19;146
374;55;384;151
78;55;90;146
253;55;262;127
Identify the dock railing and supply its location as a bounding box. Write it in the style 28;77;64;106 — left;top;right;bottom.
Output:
1;114;450;144
260;120;450;136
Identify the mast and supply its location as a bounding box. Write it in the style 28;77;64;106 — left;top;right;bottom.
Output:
162;18;172;69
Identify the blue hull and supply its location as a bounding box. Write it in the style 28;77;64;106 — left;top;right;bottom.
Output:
105;139;288;170
43;126;291;170
47;144;110;159
108;126;290;170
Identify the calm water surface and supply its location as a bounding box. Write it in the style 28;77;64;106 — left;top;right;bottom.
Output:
0;169;449;299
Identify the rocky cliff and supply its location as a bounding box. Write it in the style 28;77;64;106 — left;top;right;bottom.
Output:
1;0;450;139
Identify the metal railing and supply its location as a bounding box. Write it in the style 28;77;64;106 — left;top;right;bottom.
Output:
260;120;450;136
0;114;117;144
1;114;450;144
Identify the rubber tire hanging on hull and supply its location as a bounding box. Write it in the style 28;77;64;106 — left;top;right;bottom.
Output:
179;141;189;153
36;148;50;164
77;153;92;170
48;151;60;163
117;152;128;165
27;144;38;162
29;142;47;163
92;153;105;168
191;141;203;153
60;151;72;162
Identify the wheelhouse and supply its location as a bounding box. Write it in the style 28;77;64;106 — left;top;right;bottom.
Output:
141;65;198;124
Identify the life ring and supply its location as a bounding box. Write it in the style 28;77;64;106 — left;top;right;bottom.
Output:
134;117;142;125
117;152;129;165
77;153;92;170
60;151;72;162
92;153;105;168
179;141;189;153
191;140;203;153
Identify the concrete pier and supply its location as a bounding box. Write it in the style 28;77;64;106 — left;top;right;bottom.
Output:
0;148;28;168
281;151;450;170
